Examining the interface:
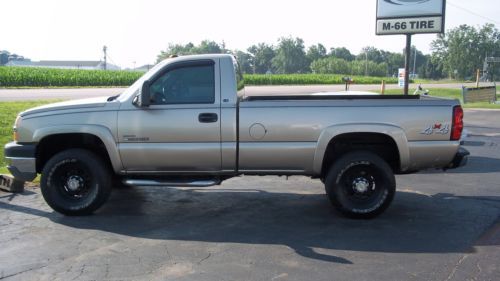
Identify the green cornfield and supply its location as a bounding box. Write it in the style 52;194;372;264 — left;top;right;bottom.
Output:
0;66;143;87
0;66;399;87
244;74;399;85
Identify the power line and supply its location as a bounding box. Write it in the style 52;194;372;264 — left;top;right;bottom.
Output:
447;1;500;26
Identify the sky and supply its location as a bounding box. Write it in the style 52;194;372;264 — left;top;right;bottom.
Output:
1;0;499;69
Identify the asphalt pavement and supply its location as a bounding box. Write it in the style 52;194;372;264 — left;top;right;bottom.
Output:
0;110;499;280
0;83;481;101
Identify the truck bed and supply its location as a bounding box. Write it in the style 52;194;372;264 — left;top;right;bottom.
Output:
243;94;421;101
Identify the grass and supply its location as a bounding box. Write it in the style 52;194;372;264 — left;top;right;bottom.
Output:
381;88;500;109
0;100;58;175
412;78;469;84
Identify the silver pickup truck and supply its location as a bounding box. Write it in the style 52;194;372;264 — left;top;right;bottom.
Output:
4;54;469;218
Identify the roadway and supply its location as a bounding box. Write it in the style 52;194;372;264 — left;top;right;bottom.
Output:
0;83;480;101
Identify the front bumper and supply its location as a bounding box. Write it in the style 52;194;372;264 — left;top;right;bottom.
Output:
4;141;37;182
446;147;470;169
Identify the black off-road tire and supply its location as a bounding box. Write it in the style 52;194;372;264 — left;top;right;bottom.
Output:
40;149;112;216
325;151;395;219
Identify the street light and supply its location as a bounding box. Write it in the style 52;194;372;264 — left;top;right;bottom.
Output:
365;52;368;76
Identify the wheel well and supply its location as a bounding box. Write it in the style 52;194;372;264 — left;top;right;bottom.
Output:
321;133;400;177
36;133;112;173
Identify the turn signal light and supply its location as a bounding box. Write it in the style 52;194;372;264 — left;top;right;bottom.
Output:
450;106;463;141
13;115;20;141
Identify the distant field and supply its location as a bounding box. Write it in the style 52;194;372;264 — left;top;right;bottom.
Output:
0;67;143;87
244;74;399;85
1;66;403;87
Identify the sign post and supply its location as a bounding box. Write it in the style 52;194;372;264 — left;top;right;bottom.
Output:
376;0;446;95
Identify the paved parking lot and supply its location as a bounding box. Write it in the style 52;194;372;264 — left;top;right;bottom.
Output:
1;110;499;280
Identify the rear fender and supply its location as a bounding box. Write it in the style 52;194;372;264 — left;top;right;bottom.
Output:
313;123;410;175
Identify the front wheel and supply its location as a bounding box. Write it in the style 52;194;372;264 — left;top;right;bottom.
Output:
325;151;395;219
40;149;112;216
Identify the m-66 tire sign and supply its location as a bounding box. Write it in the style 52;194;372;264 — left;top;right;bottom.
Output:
377;16;443;34
376;0;446;35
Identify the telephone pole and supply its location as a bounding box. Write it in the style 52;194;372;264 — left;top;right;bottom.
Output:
412;47;417;78
103;46;107;70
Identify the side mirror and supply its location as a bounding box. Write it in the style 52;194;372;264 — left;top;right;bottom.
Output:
140;80;151;107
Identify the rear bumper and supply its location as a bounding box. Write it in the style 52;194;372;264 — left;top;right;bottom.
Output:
4;142;37;182
446;147;470;169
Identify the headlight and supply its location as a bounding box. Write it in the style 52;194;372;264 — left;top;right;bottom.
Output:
13;115;21;141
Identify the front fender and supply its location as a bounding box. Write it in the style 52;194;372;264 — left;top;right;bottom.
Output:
32;125;123;173
313;123;410;175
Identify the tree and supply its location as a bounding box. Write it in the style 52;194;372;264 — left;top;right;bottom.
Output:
431;24;500;79
310;57;350;74
310;57;388;77
156;43;195;62
419;54;444;79
306;43;327;63
272;37;309;74
358;47;387;64
247;43;275;74
191;40;226;54
329;47;355;61
156;41;226;62
234;50;253;74
386;52;404;77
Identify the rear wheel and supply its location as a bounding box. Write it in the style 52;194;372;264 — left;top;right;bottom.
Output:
325;151;395;219
40;149;112;215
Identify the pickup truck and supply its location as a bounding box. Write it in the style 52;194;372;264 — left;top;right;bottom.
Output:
4;54;469;218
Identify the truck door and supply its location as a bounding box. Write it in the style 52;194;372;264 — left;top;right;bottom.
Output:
117;59;221;173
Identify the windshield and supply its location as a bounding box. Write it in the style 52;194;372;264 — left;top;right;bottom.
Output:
117;59;171;102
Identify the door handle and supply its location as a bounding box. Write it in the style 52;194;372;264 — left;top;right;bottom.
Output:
198;113;218;123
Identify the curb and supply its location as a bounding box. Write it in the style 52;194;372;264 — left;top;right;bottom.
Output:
0;174;25;193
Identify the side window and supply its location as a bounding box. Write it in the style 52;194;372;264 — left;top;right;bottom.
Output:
150;64;215;105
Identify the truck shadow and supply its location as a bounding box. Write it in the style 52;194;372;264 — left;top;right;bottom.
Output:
419;156;500;174
34;184;499;263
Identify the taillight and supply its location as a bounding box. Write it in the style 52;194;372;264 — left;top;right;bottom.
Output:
451;106;463;141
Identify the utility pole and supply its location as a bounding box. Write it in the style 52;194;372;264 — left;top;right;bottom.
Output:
103;46;107;70
365;52;368;76
404;34;412;96
412;46;417;78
